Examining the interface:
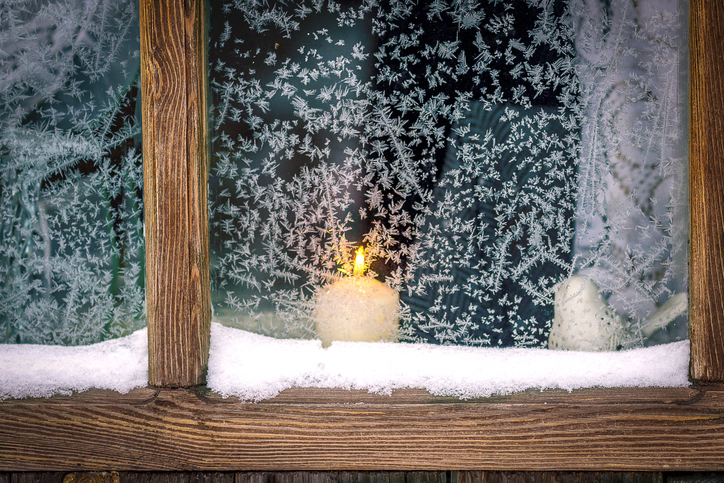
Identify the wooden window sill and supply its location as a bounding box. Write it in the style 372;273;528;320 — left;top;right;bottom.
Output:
2;385;723;472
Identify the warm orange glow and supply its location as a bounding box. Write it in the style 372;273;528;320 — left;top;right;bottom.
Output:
353;247;365;277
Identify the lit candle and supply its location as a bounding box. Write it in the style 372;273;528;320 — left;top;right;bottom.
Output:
314;247;400;347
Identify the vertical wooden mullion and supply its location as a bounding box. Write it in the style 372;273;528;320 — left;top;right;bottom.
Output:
140;0;210;387
690;0;724;382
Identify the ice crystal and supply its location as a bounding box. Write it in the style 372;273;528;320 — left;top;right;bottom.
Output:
572;0;688;345
0;0;144;345
206;0;687;347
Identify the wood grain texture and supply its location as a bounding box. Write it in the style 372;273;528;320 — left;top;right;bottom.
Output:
7;474;65;483
690;0;724;381
233;473;408;483
1;387;723;472
119;473;233;483
667;474;724;483
140;0;211;387
0;474;674;483
453;472;663;483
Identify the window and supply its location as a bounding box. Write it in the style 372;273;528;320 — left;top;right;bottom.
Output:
0;0;722;472
205;0;689;355
0;0;145;346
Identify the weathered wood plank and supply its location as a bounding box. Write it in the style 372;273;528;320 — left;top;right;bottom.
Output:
233;472;406;483
451;471;481;483
24;385;707;407
203;386;708;406
690;0;724;381
667;474;724;483
474;473;662;483
10;385;710;408
1;387;723;472
0;474;679;483
0;474;688;483
339;473;385;483
305;474;340;483
8;474;65;483
119;473;233;483
140;0;211;387
61;472;119;483
404;474;446;483
230;474;671;483
235;473;262;483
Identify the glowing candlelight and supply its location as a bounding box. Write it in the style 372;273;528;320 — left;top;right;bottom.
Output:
353;246;365;277
314;247;400;347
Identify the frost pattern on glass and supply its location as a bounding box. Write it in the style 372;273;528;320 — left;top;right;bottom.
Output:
209;0;687;347
0;0;144;345
572;0;688;346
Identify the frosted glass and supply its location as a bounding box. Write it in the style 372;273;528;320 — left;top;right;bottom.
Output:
208;0;687;349
0;0;144;345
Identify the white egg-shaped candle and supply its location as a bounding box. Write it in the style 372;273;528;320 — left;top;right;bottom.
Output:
314;248;399;347
548;275;627;351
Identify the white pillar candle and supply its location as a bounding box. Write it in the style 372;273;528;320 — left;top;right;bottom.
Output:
314;248;399;347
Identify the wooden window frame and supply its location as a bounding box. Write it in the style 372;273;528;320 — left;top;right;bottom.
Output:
1;0;723;472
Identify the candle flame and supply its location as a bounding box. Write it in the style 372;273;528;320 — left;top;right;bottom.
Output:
353;247;365;277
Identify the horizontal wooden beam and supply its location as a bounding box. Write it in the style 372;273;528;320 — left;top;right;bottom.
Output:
0;471;671;483
1;387;723;472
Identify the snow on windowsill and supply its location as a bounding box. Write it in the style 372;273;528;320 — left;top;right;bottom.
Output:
1;322;690;401
208;323;689;401
0;328;148;400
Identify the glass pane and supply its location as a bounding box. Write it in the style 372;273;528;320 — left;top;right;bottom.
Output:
208;0;687;351
0;0;144;345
